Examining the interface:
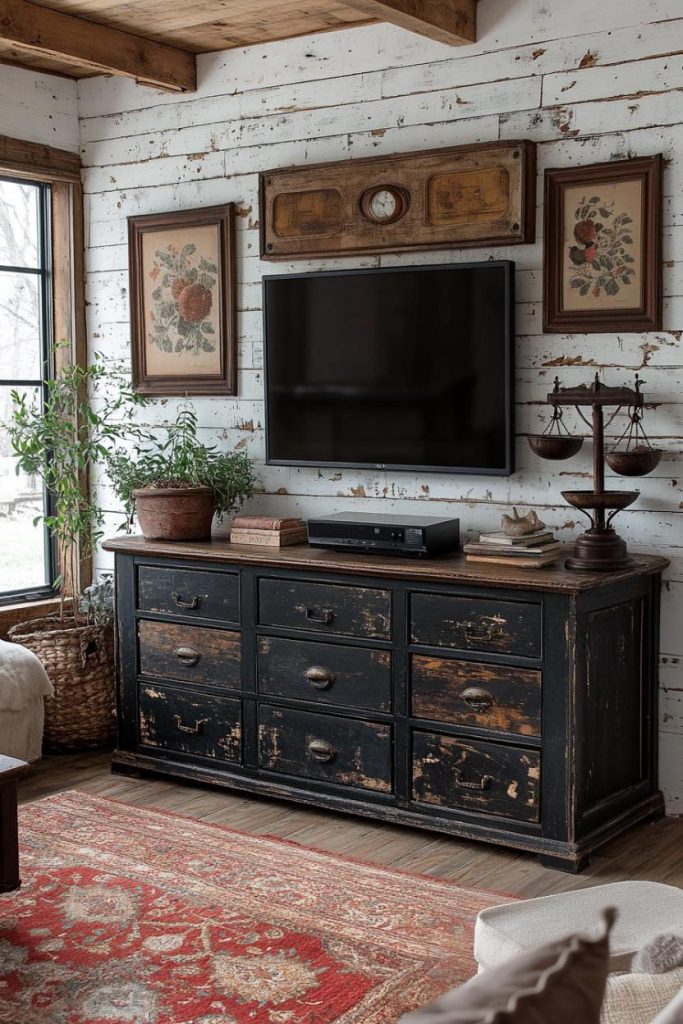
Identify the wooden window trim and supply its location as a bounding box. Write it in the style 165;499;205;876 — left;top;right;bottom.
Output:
0;134;88;633
0;598;62;641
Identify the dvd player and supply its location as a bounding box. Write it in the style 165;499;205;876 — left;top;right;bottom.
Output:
307;512;460;558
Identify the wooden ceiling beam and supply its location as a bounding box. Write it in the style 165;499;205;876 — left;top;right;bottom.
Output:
0;0;196;91
345;0;476;45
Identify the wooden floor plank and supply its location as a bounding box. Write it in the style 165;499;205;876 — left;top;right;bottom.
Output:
17;753;683;897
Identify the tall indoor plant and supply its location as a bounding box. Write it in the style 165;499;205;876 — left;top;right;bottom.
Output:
5;348;150;749
107;405;255;541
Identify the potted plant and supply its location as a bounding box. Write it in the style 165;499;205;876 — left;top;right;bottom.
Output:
107;406;255;541
5;349;150;750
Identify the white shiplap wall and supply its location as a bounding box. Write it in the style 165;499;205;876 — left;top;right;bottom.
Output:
78;4;683;810
28;1;683;809
0;64;79;152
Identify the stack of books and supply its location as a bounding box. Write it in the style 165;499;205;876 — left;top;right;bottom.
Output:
230;515;308;547
463;528;560;568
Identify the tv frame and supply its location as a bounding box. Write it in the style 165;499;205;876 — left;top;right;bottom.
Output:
262;260;516;477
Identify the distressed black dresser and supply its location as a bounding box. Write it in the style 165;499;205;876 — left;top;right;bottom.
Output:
104;536;668;872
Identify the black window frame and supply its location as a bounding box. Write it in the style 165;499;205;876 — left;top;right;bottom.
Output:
0;174;57;606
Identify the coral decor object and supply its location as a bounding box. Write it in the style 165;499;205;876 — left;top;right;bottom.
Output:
501;508;546;537
1;792;509;1024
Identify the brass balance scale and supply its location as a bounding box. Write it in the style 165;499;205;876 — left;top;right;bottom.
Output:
528;374;662;571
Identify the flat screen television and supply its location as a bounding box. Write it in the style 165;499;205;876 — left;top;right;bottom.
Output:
263;260;515;475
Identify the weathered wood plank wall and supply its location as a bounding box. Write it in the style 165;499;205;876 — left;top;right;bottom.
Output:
2;2;681;810
75;3;683;811
0;64;78;152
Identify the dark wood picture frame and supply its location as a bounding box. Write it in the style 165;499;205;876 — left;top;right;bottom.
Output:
128;204;236;395
543;155;662;333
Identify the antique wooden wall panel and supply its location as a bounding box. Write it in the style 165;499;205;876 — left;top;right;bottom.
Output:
0;3;676;805
260;141;535;257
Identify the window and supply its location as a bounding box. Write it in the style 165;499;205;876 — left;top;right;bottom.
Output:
0;176;55;603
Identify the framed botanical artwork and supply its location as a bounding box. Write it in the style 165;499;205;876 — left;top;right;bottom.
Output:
128;204;236;395
543;155;662;332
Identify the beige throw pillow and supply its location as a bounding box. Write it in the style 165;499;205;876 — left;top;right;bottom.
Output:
651;986;683;1024
601;967;683;1024
400;909;615;1024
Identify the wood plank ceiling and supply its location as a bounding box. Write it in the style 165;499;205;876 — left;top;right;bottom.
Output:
0;0;477;92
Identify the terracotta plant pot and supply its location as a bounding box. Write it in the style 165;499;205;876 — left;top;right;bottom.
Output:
134;486;215;541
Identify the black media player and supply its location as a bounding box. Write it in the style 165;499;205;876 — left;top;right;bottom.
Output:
306;512;460;558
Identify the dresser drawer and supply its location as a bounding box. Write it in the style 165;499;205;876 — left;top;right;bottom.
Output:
412;731;540;822
259;578;391;640
138;620;241;690
138;565;239;622
411;656;541;737
410;593;541;659
139;683;242;763
258;705;392;793
257;636;392;711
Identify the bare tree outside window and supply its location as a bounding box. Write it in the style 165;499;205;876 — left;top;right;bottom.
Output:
0;177;54;600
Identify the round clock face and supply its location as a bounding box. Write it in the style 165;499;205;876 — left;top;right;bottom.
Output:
370;189;399;221
360;185;408;225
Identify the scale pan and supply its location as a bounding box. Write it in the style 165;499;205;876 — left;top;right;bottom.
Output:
606;448;663;476
528;435;583;460
561;489;640;511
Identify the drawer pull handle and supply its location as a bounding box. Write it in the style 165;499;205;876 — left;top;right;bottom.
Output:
454;768;492;791
458;618;506;643
305;607;334;626
174;646;200;666
172;592;201;610
173;715;207;735
305;666;335;690
307;738;336;764
461;687;495;712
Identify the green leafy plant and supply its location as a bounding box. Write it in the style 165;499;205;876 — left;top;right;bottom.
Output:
107;406;256;527
79;574;115;626
5;348;151;620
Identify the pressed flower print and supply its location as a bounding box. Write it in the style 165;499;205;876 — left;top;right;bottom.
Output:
562;178;643;312
141;223;222;378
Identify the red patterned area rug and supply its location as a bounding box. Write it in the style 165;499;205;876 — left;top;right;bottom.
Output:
0;792;506;1024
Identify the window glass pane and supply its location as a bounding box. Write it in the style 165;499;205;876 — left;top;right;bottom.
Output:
0;180;40;269
0;271;42;379
0;385;49;596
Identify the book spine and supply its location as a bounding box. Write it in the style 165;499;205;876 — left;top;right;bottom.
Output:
231;527;307;539
231;530;307;547
464;543;560;557
479;534;553;547
231;517;301;531
465;554;558;568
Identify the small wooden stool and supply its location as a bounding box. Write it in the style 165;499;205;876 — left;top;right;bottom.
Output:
0;755;28;892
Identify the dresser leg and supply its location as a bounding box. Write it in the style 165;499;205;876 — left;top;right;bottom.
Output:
538;852;591;874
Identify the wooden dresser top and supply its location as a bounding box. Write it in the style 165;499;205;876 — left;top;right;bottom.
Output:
102;536;669;595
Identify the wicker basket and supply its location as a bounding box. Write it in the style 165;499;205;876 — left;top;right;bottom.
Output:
8;616;116;751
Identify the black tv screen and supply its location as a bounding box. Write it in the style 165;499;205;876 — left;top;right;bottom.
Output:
263;261;514;475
